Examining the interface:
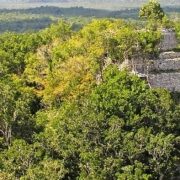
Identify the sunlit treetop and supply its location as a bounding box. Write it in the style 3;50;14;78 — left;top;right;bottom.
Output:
139;0;165;21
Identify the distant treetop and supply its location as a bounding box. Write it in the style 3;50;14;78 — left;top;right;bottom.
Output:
139;0;165;21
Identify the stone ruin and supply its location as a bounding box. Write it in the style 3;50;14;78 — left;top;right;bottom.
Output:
121;29;180;92
159;29;178;51
98;28;180;92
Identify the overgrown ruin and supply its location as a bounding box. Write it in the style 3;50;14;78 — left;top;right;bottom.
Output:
127;29;180;92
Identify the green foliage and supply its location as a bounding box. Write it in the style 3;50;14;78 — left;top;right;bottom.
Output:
0;14;179;179
0;5;180;33
0;6;139;34
0;32;44;75
24;19;142;106
139;0;165;21
0;78;39;147
22;158;67;180
0;140;43;178
116;161;152;180
138;30;161;57
139;0;167;30
32;66;180;179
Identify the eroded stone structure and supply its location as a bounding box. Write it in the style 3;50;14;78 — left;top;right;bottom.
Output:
159;29;178;51
147;51;180;91
101;29;180;91
124;30;180;92
133;28;180;91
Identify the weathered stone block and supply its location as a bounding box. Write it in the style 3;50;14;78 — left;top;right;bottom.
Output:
159;52;180;59
148;73;180;91
150;59;180;71
159;29;178;51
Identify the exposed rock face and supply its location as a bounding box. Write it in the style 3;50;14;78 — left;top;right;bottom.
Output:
150;53;180;71
127;28;180;92
130;51;180;92
148;72;180;91
147;51;180;91
103;29;180;91
159;29;178;51
159;51;180;59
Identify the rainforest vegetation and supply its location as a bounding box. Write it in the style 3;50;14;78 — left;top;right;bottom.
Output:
0;0;180;179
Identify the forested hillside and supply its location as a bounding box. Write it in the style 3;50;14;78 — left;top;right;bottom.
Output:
0;7;139;33
0;1;180;179
0;6;180;33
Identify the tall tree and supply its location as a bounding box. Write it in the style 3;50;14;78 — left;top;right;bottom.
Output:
139;0;165;21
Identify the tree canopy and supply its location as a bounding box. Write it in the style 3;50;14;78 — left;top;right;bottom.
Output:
0;4;179;179
139;0;165;21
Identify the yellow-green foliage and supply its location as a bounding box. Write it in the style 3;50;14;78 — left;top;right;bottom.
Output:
25;19;161;106
0;13;179;180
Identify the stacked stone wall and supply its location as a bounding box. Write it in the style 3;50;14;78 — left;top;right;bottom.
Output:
128;29;180;91
159;52;180;59
106;28;180;91
148;73;180;91
127;51;180;91
150;59;180;71
159;29;178;51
